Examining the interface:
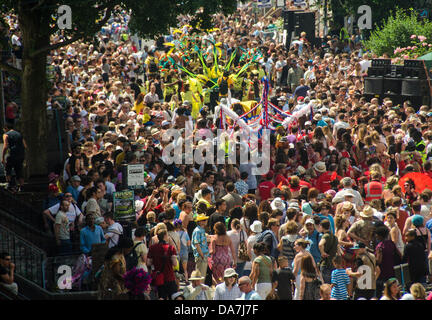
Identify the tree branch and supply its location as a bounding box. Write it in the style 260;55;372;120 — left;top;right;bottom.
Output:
0;61;22;76
29;4;115;58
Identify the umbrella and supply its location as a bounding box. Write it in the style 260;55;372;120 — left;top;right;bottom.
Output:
398;172;432;194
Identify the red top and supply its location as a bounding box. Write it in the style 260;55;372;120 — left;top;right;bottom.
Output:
313;171;335;193
258;181;276;201
148;242;177;283
275;174;289;187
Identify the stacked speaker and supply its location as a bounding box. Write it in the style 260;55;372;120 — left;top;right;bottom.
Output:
283;10;317;48
364;59;432;109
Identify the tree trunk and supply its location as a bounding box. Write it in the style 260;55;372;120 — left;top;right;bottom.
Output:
19;6;50;184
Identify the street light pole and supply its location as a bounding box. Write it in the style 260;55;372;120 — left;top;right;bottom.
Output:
324;0;328;36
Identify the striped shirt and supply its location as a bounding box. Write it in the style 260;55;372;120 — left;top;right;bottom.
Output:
331;268;350;300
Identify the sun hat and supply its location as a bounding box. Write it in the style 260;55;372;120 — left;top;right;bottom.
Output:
313;161;326;173
195;214;209;222
189;270;205;281
176;175;186;185
325;189;336;197
70;175;81;182
166;175;175;183
271;197;286;211
305;218;315;225
297;166;306;176
360;205;374;218
223;268;238;278
313;113;322;121
250;220;263;233
151;128;160;135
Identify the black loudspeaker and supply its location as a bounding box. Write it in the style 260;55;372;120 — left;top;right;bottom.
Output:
385;65;404;78
383;77;402;94
294;11;316;41
401;78;424;96
367;67;386;77
364;77;383;95
283;9;303;48
371;59;391;67
404;60;427;79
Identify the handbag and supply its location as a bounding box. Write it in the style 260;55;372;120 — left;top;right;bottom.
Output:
238;231;250;261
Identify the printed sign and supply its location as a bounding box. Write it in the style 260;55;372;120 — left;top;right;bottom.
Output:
257;0;272;8
125;164;145;189
113;190;135;221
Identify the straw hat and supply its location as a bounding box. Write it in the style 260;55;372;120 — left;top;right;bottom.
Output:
189;270;205;281
360;205;374;218
250;220;263;233
313;162;326;173
271;197;286;212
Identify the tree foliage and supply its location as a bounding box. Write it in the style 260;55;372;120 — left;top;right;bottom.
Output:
364;8;432;57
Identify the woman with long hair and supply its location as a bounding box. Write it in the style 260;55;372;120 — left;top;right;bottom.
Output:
97;237;134;300
227;218;248;277
258;200;272;216
209;222;237;284
132;92;145;114
242;202;258;235
299;255;321;300
380;278;402;300
292;238;320;300
335;215;355;268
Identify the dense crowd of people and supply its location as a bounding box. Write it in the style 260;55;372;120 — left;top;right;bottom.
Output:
2;1;432;300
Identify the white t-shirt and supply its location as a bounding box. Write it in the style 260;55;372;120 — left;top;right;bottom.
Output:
49;202;82;223
106;222;124;248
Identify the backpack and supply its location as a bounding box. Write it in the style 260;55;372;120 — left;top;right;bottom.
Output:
148;58;158;73
256;229;272;244
124;242;142;271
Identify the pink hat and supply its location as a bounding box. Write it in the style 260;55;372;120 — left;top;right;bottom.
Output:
297;96;304;102
325;189;336;197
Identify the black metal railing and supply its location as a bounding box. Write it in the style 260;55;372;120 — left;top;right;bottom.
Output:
0;224;47;288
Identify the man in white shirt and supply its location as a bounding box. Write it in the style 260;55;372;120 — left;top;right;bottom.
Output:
333;177;364;209
54;200;72;255
104;212;124;248
43;193;83;233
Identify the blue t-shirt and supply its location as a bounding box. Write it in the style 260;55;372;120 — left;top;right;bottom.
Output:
331;268;350;300
426;219;432;234
244;290;262;300
80;225;106;254
305;230;322;264
316;214;335;234
172;203;181;220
